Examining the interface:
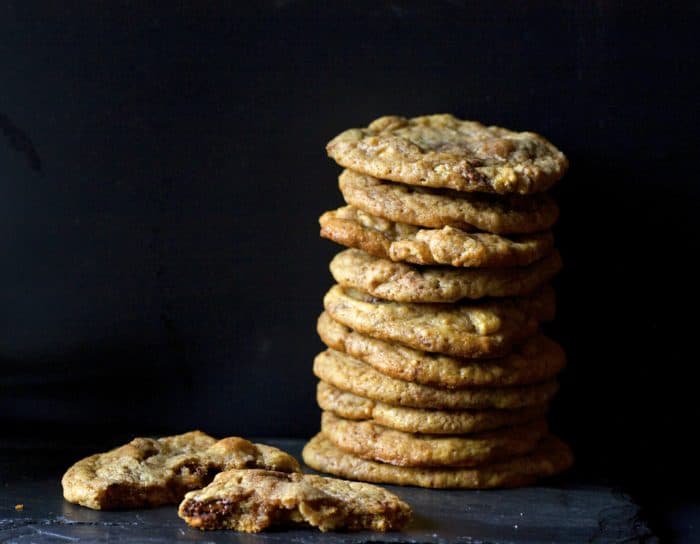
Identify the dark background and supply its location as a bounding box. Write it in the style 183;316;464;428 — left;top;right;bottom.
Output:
2;0;698;520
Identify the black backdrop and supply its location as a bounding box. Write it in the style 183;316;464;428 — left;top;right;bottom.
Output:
2;1;699;505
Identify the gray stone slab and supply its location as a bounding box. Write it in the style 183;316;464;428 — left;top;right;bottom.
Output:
0;439;655;543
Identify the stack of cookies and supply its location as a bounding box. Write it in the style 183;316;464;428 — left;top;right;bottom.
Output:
303;114;573;488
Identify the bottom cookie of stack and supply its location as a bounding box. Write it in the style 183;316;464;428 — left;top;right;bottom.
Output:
302;433;573;489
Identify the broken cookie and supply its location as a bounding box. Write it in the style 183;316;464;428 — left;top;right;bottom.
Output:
178;468;411;532
62;431;300;510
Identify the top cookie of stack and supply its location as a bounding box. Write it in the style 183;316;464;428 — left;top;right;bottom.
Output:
326;113;567;196
304;114;572;488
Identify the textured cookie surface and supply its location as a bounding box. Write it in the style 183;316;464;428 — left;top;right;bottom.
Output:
317;382;547;434
339;170;559;233
317;312;565;388
326;114;568;195
320;206;554;268
323;284;555;358
314;349;559;410
330;248;562;302
321;412;548;467
178;469;411;533
303;433;573;489
62;431;300;510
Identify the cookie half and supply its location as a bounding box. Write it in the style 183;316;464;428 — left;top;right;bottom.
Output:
317;382;547;434
303;433;573;489
323;284;555;358
330;249;562;303
339;170;559;233
320;206;554;268
317;312;565;388
321;412;548;468
178;469;411;532
326;114;568;195
313;349;559;410
62;431;300;510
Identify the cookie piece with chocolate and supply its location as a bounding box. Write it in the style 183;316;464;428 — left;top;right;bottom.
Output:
178;469;411;532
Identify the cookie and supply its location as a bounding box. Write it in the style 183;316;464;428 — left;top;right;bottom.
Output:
326;114;568;195
317;312;565;388
178;469;411;532
313;349;559;410
323;284;555;358
62;431;301;510
330;248;562;302
303;433;573;489
320;206;554;268
321;412;548;468
316;381;547;434
338;169;559;233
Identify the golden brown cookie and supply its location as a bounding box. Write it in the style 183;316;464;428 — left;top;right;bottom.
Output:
317;382;547;434
326;114;568;195
321;412;548;468
320;206;554;268
313;349;559;410
303;433;573;489
62;431;300;510
330;248;562;302
178;469;411;533
338;170;559;233
317;312;565;388
323;284;555;358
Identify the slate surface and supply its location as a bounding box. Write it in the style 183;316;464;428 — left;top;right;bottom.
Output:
0;439;656;543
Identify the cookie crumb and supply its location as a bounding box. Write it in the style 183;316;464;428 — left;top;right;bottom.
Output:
15;504;24;511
